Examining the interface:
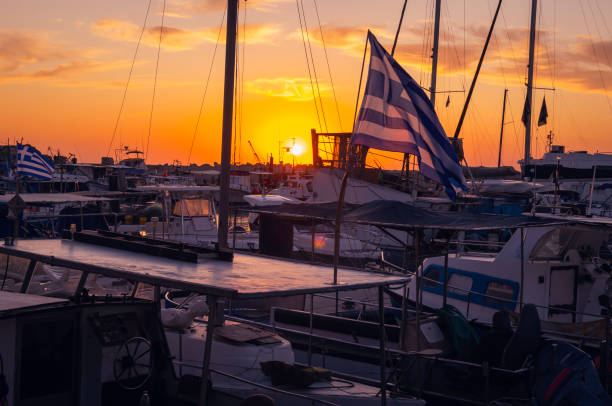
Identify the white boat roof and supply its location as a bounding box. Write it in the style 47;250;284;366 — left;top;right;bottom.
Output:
0;290;67;313
0;193;112;204
135;185;220;193
1;239;407;299
243;194;301;207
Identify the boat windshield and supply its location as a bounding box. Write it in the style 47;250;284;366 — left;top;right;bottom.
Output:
530;228;575;260
172;199;211;217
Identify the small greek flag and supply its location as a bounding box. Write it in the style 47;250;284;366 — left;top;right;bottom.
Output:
17;143;55;180
351;31;466;201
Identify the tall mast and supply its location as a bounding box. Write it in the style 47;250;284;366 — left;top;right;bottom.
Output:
524;0;538;171
217;0;239;249
430;0;442;106
498;88;508;167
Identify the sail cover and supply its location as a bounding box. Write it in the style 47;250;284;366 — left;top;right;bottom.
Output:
351;31;466;200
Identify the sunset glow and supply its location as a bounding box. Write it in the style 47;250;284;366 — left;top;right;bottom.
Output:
2;1;612;169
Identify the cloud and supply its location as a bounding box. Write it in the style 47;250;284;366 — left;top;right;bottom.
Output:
0;31;70;73
294;26;392;57
92;19;281;50
0;60;132;84
246;77;329;100
165;0;291;16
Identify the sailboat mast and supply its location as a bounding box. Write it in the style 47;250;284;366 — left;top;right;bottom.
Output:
430;0;442;106
498;88;508;167
217;0;239;249
524;0;538;171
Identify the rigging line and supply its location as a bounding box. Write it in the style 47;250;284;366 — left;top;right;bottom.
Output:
106;0;153;157
300;0;328;133
312;0;343;131
500;9;525;93
418;0;430;86
145;0;167;161
296;0;323;133
578;0;612;118
240;0;247;164
187;8;226;165
587;0;612;74
352;35;368;133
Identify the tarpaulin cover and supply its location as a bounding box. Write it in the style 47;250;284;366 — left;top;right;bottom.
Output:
248;200;571;231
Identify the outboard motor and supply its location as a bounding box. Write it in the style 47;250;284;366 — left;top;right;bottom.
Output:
533;341;612;406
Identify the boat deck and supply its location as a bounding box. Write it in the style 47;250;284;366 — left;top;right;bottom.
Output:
0;239;408;299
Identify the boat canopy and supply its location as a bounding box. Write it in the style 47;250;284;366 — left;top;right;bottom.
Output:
0;239;407;300
246;199;596;231
0;193;113;204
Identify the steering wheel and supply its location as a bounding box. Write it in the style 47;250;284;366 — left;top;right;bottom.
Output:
113;336;153;390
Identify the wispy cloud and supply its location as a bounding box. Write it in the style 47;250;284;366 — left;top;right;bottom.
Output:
165;0;291;17
304;22;612;96
246;77;329;101
0;30;70;73
0;60;132;84
92;19;281;50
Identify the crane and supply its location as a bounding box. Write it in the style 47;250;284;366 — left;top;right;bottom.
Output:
247;140;262;164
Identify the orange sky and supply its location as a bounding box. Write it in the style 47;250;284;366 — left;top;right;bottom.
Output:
2;0;612;169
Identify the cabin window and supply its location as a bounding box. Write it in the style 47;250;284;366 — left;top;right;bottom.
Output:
422;268;441;287
484;281;515;306
20;318;75;399
530;228;576;260
448;273;473;295
306;182;313;192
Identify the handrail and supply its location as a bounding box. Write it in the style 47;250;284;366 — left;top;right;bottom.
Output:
171;360;339;406
222;315;532;375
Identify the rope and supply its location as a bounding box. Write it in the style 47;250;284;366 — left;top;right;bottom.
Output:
352;35;368;133
239;0;247;164
187;8;226;165
106;0;153;157
300;0;328;133
296;0;323;133
312;0;343;131
145;0;167;161
578;0;612;118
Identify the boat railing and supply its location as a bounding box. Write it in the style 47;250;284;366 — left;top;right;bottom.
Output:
416;271;611;345
171;360;340;406
223;314;534;405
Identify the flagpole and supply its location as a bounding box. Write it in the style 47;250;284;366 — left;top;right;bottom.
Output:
524;0;538;174
430;0;442;107
217;0;239;250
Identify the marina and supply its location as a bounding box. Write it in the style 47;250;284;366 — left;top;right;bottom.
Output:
3;0;612;405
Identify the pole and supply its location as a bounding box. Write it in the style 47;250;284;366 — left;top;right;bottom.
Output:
378;286;387;406
498;89;508;167
333;172;349;285
453;0;503;140
217;0;239;249
588;165;597;216
524;0;538;171
391;0;408;56
414;229;421;350
520;227;525;310
199;296;218;406
443;243;449;307
430;0;442;107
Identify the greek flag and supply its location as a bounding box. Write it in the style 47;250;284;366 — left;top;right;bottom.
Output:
351;31;466;201
16;143;55;180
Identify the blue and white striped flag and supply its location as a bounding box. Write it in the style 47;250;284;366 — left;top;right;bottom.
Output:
351;31;467;201
16;143;55;180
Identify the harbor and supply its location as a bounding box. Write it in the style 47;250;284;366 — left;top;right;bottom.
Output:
3;0;612;405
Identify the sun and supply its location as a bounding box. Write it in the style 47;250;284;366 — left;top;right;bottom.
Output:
290;143;304;156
